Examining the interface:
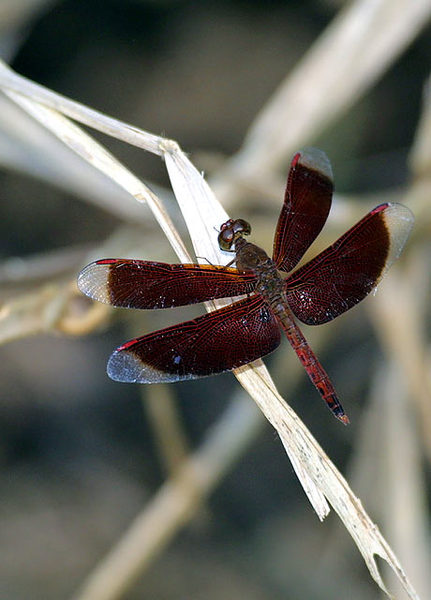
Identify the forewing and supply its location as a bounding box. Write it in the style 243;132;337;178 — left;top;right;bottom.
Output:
78;259;256;309
107;296;281;383
285;203;414;325
273;148;333;273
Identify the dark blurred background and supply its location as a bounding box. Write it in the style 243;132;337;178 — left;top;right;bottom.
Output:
0;1;430;599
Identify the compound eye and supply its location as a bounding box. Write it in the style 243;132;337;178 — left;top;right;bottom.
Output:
218;228;234;251
233;219;251;236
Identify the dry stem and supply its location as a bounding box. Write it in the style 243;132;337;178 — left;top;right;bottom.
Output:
0;1;429;599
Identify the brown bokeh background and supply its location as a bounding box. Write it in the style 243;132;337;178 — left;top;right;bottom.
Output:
0;1;430;599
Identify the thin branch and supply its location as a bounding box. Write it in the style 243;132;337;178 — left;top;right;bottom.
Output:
143;385;192;477
71;395;266;600
0;60;164;156
409;74;431;178
211;0;431;204
379;362;431;600
0;1;426;597
0;245;91;286
0;92;152;224
368;266;431;463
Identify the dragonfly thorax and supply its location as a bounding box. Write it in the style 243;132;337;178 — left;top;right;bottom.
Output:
235;239;286;302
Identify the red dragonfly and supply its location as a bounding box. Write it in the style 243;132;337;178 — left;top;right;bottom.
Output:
78;149;413;424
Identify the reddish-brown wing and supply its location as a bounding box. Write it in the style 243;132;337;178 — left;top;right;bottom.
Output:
107;295;281;383
272;148;333;273
284;203;414;325
78;259;256;309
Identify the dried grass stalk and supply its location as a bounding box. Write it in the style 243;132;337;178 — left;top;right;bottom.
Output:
0;0;427;597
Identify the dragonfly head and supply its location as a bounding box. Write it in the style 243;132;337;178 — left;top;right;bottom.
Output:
218;219;251;251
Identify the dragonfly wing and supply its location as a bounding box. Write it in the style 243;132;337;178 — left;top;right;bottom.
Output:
107;295;281;382
285;203;414;325
273;148;333;273
78;259;256;309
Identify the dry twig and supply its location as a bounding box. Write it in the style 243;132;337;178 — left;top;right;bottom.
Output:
0;1;429;598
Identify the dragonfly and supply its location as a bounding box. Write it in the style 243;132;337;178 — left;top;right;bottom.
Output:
78;148;414;424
